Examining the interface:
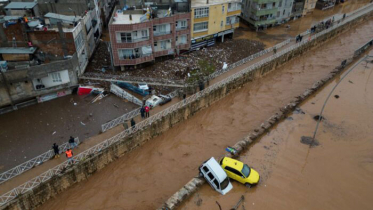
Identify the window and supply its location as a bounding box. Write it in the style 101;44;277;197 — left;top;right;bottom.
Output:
120;32;132;43
202;166;209;173
51;72;62;83
160;40;167;50
141;30;148;38
279;0;282;7
74;31;84;52
226;16;238;25
222;5;225;13
225;166;242;176
228;3;241;12
118;49;134;60
213;179;219;189
194;22;208;32
177;35;187;45
194;7;209;18
154;41;158;47
283;10;285;15
207;172;214;180
221;21;223;28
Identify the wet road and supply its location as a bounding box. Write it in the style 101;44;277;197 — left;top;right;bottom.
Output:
37;15;373;210
235;0;371;46
0;95;138;172
179;50;373;210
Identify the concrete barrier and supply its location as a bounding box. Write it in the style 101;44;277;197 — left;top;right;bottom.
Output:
2;7;373;210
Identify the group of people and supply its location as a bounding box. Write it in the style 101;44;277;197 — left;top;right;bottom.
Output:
140;105;150;118
295;34;304;43
52;136;78;165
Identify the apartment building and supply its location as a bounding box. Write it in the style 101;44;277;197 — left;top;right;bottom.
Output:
276;0;293;23
241;0;279;29
291;0;306;19
109;0;191;68
190;0;241;50
303;0;318;15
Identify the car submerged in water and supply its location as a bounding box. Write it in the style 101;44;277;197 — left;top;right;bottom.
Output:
199;157;233;195
219;157;260;187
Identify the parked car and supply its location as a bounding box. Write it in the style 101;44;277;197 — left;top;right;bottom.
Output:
219;157;260;187
145;95;163;108
199;157;233;195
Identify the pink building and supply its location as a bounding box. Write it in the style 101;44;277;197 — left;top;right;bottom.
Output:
109;1;191;68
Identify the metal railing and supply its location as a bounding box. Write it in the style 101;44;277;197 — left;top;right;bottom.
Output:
82;72;185;86
354;38;373;57
101;88;180;132
110;83;143;106
1;3;372;207
0;138;80;185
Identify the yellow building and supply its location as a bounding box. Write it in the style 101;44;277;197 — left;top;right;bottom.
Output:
190;0;241;50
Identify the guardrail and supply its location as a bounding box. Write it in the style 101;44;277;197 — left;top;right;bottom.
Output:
1;3;372;207
0;138;80;185
101;88;180;132
110;83;143;106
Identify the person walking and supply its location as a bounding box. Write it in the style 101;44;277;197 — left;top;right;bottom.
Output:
52;143;60;158
183;93;186;103
145;105;150;118
131;118;136;127
69;136;77;149
273;47;277;54
140;106;145;119
65;148;74;164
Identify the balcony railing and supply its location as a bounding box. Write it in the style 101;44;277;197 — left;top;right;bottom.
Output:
120;36;150;43
120;53;152;60
176;26;187;31
153;31;171;36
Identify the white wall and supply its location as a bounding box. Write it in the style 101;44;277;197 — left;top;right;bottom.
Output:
33;70;70;89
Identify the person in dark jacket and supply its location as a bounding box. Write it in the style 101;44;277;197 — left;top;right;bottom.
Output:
140;106;145;119
52;143;60;158
69;136;77;149
131;118;136;127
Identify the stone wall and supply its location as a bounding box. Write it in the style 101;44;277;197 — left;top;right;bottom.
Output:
2;9;372;210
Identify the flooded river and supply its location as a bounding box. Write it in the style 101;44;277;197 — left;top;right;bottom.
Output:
179;50;373;210
37;14;373;210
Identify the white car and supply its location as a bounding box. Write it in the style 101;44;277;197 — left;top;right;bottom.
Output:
199;157;233;195
145;95;163;108
138;83;149;91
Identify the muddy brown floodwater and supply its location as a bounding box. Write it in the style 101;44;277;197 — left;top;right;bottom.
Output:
235;0;371;46
37;15;373;210
179;50;373;210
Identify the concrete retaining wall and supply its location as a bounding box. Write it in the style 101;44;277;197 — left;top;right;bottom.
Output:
2;10;372;210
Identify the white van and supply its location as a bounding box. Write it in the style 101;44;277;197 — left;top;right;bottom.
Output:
199;157;233;195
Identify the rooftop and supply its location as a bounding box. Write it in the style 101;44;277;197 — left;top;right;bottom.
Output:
0;47;37;54
112;11;144;24
45;13;81;24
4;2;37;9
191;0;241;8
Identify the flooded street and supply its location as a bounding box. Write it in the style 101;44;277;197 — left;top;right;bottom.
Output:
235;0;371;46
0;95;138;172
37;15;373;210
179;50;373;210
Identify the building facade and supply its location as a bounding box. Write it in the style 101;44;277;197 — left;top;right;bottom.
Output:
276;0;293;23
303;0;317;15
241;0;279;29
109;0;191;68
190;0;241;50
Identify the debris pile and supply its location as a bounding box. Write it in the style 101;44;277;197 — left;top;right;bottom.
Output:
85;39;265;81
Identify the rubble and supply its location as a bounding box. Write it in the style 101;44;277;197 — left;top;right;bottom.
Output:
85;39;265;81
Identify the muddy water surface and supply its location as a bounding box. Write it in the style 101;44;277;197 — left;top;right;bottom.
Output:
37;17;373;210
179;51;373;210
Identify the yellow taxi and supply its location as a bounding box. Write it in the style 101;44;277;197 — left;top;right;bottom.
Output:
219;157;260;187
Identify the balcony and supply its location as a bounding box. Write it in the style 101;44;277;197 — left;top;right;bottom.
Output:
120;36;150;43
176;26;188;31
153;31;171;36
251;7;278;16
117;54;154;65
249;17;276;26
252;0;279;4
